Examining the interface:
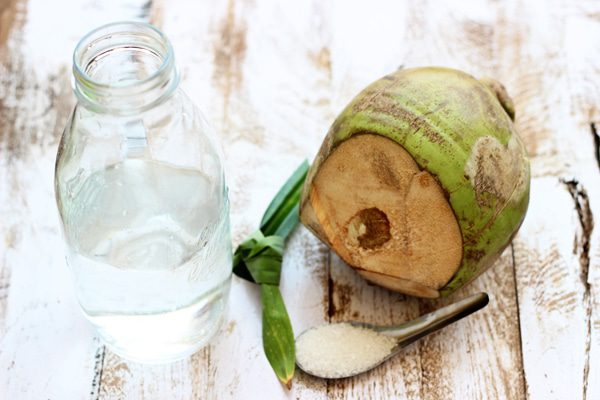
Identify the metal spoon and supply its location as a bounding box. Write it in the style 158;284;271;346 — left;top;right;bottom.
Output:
295;292;489;379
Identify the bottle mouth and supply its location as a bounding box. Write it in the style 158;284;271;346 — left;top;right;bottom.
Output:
73;21;179;114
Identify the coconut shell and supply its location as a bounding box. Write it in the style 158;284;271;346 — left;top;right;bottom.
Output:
300;66;530;297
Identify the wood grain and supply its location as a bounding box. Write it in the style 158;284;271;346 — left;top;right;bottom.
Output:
494;1;599;399
563;5;600;399
0;0;598;399
0;0;98;397
96;0;333;398
325;1;525;399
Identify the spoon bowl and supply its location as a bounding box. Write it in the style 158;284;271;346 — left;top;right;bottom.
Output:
295;292;489;379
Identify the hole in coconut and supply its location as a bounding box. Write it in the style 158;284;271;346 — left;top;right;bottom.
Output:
347;207;391;249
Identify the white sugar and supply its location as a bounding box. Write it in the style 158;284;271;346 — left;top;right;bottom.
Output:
296;323;397;378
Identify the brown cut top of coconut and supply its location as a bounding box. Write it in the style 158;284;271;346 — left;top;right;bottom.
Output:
307;134;463;292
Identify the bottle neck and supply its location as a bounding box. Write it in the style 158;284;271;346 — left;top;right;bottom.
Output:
72;22;179;115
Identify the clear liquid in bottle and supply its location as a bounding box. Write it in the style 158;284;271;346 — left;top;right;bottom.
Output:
63;159;231;362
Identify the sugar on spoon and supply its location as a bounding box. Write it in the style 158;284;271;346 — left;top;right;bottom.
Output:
295;292;489;379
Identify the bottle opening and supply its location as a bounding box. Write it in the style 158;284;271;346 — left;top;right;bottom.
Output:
73;22;179;114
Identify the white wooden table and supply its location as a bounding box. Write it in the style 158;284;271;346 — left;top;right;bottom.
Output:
1;0;599;398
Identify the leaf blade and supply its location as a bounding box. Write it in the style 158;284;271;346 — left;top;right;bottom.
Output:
233;160;309;283
260;160;309;236
273;203;300;239
261;284;295;388
230;160;309;386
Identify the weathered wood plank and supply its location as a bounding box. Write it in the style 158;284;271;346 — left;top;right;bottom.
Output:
511;178;593;400
0;1;160;399
495;0;600;398
563;5;600;398
96;1;216;397
325;0;420;397
183;0;333;396
1;0;598;398
96;0;332;398
326;0;526;398
0;0;92;397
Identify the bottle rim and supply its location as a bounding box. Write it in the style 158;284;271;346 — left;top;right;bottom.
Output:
72;21;179;114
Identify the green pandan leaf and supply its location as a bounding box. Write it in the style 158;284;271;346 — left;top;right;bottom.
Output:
233;161;308;283
231;160;308;388
261;284;295;389
260;160;309;237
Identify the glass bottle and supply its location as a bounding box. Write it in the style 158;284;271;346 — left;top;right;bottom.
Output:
54;22;232;363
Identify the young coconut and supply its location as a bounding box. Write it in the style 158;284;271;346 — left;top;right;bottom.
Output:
300;67;530;298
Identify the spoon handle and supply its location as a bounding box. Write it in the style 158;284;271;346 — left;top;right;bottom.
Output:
379;292;489;347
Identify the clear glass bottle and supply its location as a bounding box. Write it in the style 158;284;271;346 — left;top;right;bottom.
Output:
54;22;232;363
